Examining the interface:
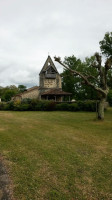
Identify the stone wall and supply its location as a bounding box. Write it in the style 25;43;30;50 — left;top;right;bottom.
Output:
40;73;62;89
21;88;39;99
44;79;56;88
58;75;62;88
13;87;40;101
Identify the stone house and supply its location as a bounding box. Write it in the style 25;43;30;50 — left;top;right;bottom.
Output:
12;56;71;101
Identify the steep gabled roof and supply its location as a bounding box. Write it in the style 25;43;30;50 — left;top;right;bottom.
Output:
39;56;58;74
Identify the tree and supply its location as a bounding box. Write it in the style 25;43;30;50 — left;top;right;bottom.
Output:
18;85;27;92
62;56;82;100
99;32;112;58
54;53;112;120
107;89;112;106
100;32;112;101
62;56;98;100
0;85;19;101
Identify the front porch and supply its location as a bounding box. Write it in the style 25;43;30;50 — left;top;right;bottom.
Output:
41;88;72;102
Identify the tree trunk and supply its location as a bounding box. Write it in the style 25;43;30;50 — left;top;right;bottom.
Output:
97;98;106;120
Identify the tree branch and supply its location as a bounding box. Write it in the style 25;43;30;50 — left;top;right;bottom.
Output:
54;56;108;96
94;53;105;86
83;72;99;83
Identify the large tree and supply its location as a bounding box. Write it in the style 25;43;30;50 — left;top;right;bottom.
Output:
0;85;19;101
62;56;98;100
100;32;112;106
99;32;112;58
54;53;112;120
18;85;27;92
62;56;82;100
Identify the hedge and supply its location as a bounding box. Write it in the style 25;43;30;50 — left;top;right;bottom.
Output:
0;99;97;112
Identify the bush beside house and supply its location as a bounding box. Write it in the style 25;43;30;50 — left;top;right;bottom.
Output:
0;99;97;112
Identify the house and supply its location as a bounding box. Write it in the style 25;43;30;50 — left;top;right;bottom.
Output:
12;56;71;101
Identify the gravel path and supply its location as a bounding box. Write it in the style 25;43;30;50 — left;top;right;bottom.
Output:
0;157;12;200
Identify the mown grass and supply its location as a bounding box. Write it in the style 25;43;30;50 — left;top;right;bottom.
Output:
0;109;112;200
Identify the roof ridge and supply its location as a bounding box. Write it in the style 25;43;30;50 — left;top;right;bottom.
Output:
13;86;39;97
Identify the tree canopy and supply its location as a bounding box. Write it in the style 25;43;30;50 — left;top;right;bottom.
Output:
62;56;98;100
18;85;27;92
54;32;112;120
99;32;112;57
0;85;27;102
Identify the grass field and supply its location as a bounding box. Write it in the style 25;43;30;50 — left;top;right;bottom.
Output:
0;109;112;200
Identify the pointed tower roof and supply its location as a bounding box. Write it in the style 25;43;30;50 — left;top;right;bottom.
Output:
39;56;58;74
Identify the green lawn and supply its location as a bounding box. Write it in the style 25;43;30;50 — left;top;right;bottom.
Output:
0;109;112;200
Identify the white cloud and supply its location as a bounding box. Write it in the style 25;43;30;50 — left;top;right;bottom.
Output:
0;0;112;87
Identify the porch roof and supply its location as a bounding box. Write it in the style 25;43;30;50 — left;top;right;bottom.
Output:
41;89;72;96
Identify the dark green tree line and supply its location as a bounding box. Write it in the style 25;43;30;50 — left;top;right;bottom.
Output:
0;85;27;102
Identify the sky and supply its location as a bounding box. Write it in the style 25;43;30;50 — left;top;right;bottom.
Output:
0;0;112;88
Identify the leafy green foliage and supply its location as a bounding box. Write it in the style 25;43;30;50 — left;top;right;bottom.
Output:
62;56;82;99
99;32;112;57
0;85;19;101
0;99;96;112
107;90;112;106
0;85;27;102
107;70;112;89
62;56;98;100
18;85;27;92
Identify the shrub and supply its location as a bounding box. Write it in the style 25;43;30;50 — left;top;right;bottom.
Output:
29;99;39;111
107;90;112;106
0;100;96;112
76;100;96;112
83;100;96;111
3;101;14;110
68;103;79;111
0;102;5;110
13;100;21;111
34;101;44;111
55;103;69;111
45;101;56;111
19;103;30;111
21;98;32;104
